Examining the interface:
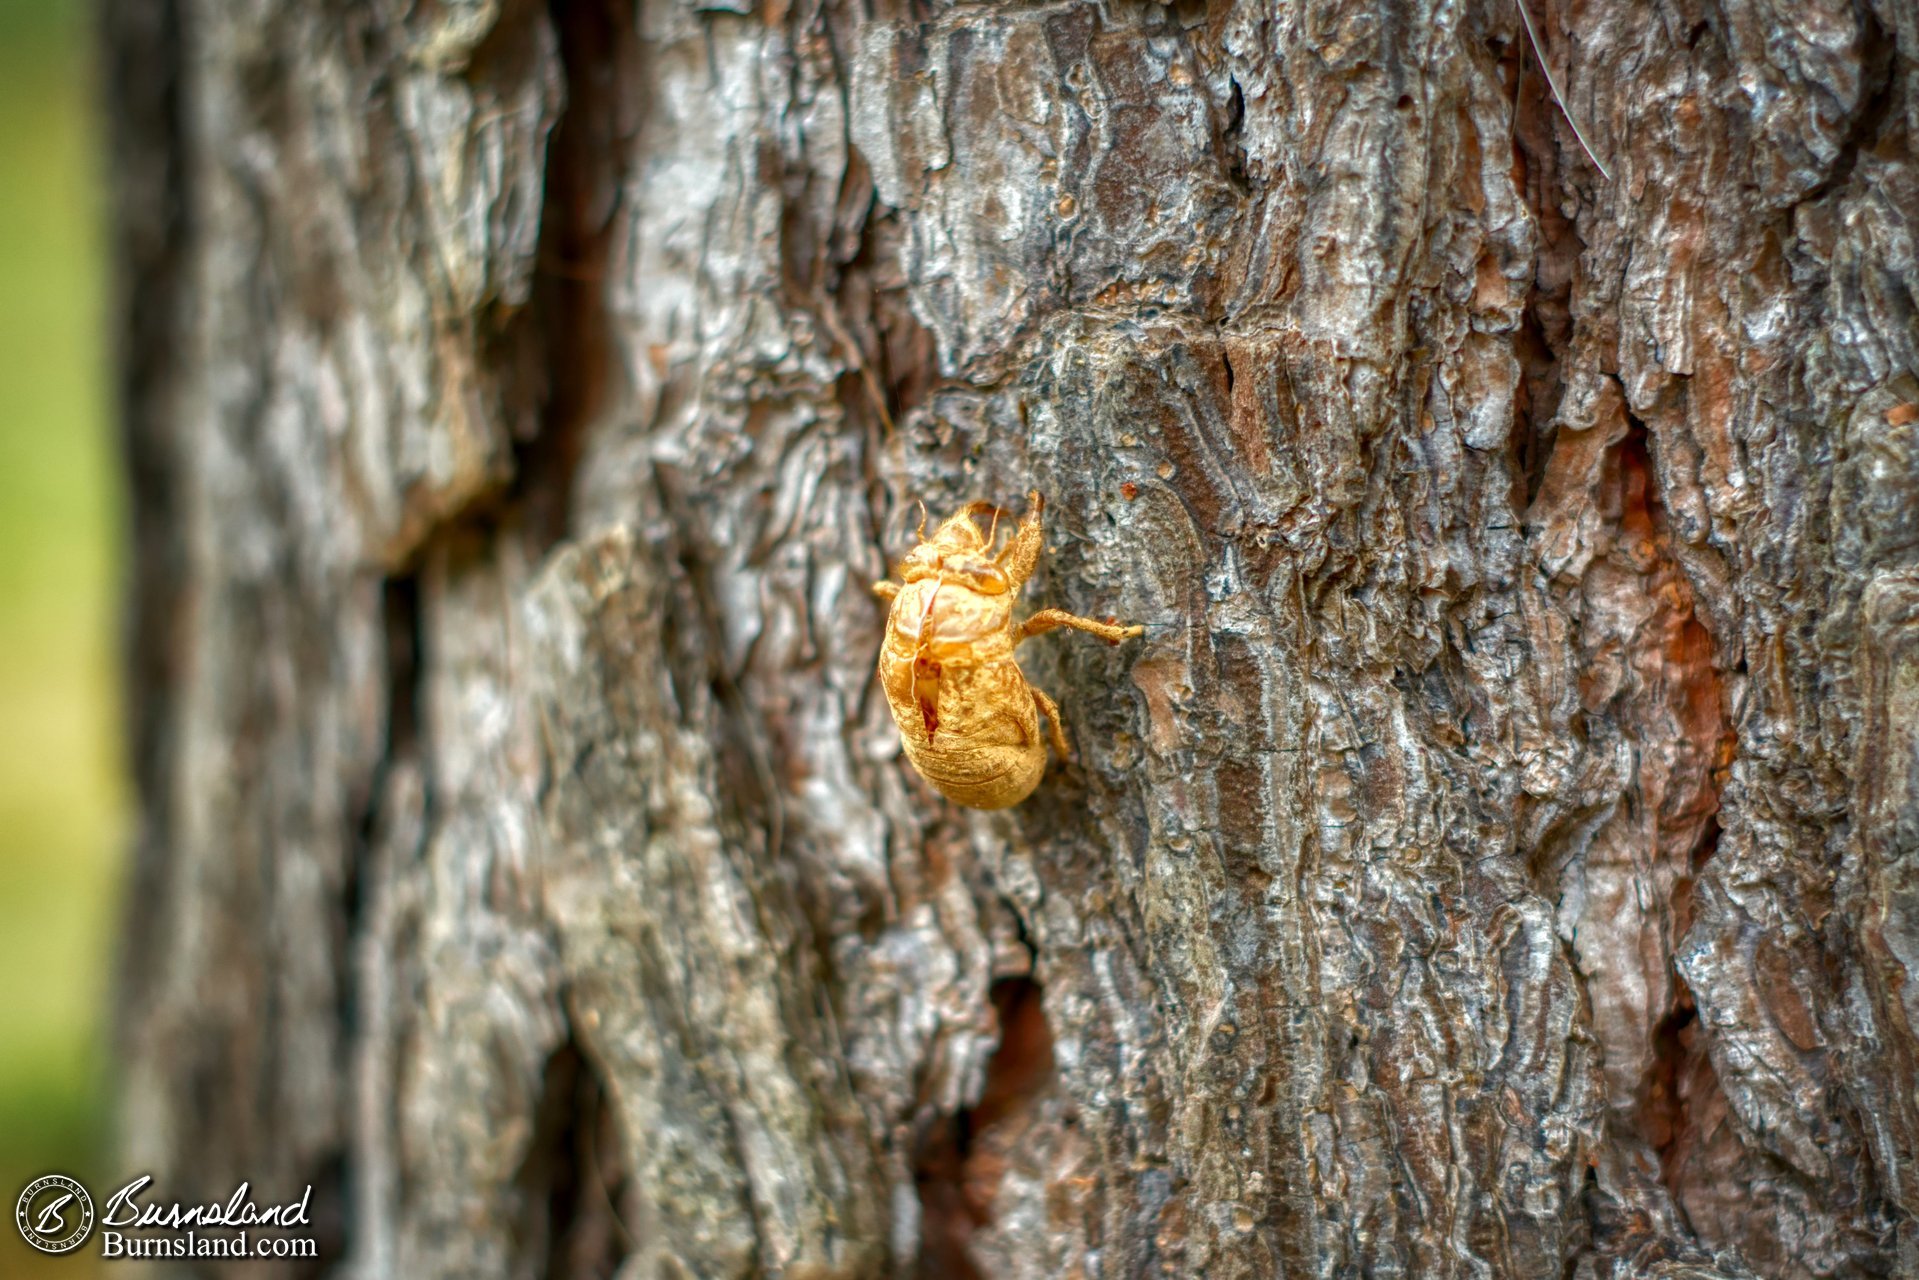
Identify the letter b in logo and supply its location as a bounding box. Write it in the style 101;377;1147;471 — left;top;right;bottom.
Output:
15;1174;96;1255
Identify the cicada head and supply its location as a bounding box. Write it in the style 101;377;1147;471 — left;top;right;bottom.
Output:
898;502;1013;595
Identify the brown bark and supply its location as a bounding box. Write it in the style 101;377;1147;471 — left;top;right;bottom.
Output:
106;0;1918;1276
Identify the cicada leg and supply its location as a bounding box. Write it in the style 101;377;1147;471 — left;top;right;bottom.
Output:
995;490;1046;590
1017;608;1143;646
1029;682;1070;762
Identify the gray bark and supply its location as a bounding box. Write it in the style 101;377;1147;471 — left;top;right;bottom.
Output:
106;0;1919;1276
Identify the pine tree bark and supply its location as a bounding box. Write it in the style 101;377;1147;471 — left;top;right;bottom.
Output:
106;0;1918;1276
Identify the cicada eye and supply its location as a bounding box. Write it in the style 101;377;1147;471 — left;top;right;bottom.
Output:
899;546;941;581
951;557;1010;594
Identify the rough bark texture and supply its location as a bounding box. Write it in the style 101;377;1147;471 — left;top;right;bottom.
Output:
107;0;1918;1276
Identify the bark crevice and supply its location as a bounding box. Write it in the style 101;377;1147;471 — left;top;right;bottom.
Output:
514;1037;637;1280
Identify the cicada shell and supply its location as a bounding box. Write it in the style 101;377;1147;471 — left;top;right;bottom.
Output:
873;491;1143;809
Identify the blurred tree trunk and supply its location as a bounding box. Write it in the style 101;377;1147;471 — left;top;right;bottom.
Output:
105;0;1918;1276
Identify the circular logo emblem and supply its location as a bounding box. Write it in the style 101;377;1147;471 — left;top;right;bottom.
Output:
15;1174;95;1255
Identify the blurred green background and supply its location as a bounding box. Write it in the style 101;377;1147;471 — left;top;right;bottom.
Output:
1;0;120;1273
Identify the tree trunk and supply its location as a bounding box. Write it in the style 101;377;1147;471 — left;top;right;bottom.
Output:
106;0;1918;1275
